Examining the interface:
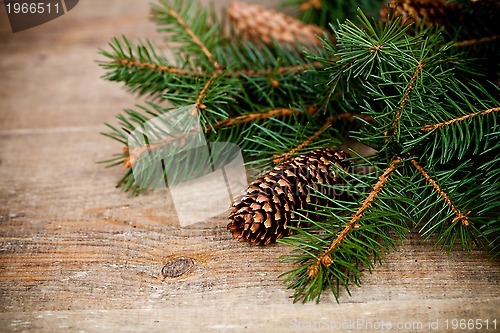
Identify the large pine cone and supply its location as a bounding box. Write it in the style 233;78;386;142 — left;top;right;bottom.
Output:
227;149;350;245
227;2;327;46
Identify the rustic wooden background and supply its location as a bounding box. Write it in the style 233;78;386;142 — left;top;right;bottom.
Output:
0;1;498;332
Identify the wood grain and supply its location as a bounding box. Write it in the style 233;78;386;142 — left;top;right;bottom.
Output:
0;1;499;332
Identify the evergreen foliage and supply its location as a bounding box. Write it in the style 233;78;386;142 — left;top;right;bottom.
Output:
98;0;500;302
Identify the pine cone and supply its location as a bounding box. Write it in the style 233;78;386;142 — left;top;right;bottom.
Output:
380;0;462;28
227;2;327;46
227;149;350;245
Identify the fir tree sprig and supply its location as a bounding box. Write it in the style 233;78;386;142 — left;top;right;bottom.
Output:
98;0;500;302
279;154;411;303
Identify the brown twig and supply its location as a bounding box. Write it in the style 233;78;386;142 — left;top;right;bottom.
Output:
308;157;402;278
119;96;371;171
410;159;470;227
238;61;324;77
394;61;424;137
123;132;186;169
167;6;222;112
123;107;308;168
422;107;500;132
193;72;218;112
332;112;375;124
167;8;219;68
114;59;324;78
454;34;500;48
116;59;200;76
214;108;298;129
273;117;331;164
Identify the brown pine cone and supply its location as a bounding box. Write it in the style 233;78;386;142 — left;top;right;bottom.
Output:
227;2;328;46
227;149;350;245
380;0;462;28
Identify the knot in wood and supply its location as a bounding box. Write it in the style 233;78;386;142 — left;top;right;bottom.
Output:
161;257;195;278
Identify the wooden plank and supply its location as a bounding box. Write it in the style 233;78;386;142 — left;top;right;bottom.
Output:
1;130;499;331
1;298;499;333
0;0;499;332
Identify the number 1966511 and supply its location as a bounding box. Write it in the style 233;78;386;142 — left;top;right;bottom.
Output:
5;2;60;14
444;319;497;330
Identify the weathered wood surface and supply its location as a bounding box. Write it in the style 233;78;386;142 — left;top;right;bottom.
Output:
0;1;499;332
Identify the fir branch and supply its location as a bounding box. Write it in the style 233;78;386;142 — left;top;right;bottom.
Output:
454;34;500;47
152;1;223;112
110;56;324;79
194;73;218;110
214;107;301;129
410;160;470;227
151;0;221;68
122;107;311;169
115;59;203;77
269;111;373;165
393;60;424;138
273;117;331;164
239;61;324;77
308;157;402;278
99;0;500;302
98;37;202;98
163;5;218;68
333;112;375;124
422;106;500;132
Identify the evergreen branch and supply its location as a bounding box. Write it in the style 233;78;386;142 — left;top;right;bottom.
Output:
454;34;500;47
333;112;375;124
308;157;402;278
115;58;324;78
151;0;220;68
116;58;199;76
166;6;218;67
240;61;324;77
152;1;222;112
422;106;500;132
393;60;424;137
115;58;203;77
410;159;470;227
214;107;300;129
99;0;500;302
98;37;202;98
122;107;309;169
194;73;218;109
273;117;331;164
269;111;372;165
123;133;185;170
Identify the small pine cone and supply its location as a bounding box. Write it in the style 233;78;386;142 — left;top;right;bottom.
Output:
380;0;462;28
227;2;327;46
227;149;350;245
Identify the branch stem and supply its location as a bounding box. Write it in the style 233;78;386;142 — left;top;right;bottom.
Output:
394;61;424;137
308;157;402;278
124;107;308;168
113;58;324;78
273;116;330;164
410;159;470;227
422;107;500;132
454;34;500;47
167;8;219;68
